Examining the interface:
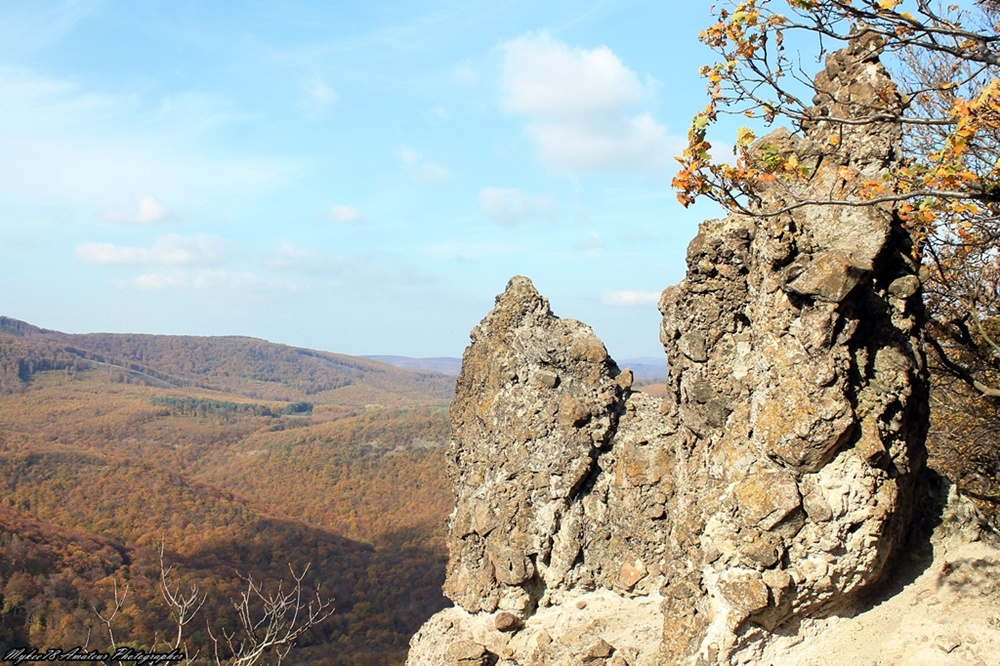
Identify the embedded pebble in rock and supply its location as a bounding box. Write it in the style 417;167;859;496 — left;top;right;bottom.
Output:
494;612;522;633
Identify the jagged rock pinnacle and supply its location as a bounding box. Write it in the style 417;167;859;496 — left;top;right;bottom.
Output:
409;34;929;666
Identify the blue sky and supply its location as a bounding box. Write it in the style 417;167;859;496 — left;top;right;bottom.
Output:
0;0;727;360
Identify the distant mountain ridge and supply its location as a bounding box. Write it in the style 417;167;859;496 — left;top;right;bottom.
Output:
365;355;464;376
0;315;455;404
0;315;665;389
369;353;667;381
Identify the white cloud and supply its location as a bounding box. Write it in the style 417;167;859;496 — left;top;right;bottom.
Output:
328;205;364;224
101;193;169;224
479;187;558;226
621;225;655;242
601;289;661;306
75;234;226;266
397;146;451;183
0;65;298;210
500;32;681;172
300;75;339;116
575;230;605;255
422;241;520;258
265;241;343;273
264;241;431;285
129;268;263;291
452;63;479;84
152;90;248;134
0;1;98;56
502;34;643;119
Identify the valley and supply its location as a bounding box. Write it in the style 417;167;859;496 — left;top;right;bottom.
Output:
0;317;455;665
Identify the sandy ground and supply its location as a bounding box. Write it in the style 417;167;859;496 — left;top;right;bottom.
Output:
750;493;1000;666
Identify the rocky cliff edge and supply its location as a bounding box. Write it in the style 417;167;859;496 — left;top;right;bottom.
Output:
407;34;1000;666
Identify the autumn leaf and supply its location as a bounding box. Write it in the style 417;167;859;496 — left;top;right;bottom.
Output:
736;126;757;146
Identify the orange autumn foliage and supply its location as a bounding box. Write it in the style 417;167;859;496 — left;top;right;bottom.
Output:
674;0;1000;517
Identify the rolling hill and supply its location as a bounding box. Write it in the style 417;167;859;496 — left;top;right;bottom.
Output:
0;316;456;664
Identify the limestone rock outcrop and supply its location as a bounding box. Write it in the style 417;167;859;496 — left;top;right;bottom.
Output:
409;34;932;666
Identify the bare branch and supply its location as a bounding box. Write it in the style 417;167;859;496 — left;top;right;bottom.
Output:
927;330;1000;398
158;542;206;658
208;563;335;666
967;306;1000;359
95;545;334;666
92;578;128;655
724;189;990;218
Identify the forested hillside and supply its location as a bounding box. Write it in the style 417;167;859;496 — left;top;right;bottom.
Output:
0;316;454;403
0;317;455;664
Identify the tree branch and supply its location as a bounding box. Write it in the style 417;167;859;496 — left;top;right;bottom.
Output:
927;331;1000;398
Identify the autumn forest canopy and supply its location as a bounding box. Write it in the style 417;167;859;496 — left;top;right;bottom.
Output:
0;318;454;664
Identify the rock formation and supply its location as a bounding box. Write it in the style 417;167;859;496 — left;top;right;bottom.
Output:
408;34;936;665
